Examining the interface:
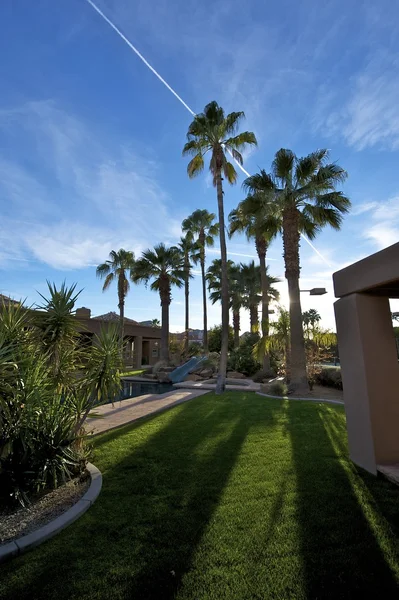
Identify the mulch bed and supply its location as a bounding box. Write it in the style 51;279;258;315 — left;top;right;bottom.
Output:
0;473;90;545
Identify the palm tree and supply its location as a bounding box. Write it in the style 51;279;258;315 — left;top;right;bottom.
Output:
182;209;218;354
243;149;350;392
229;197;280;371
177;233;199;356
302;308;321;339
151;319;161;328
206;259;243;348
240;261;280;334
96;249;135;346
183;101;257;393
133;244;185;363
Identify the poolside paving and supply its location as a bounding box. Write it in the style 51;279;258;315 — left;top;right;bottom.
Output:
85;389;209;435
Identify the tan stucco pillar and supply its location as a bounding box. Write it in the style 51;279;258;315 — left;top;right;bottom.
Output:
134;336;143;368
334;293;399;474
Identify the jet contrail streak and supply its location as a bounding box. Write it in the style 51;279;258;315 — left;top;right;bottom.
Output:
85;0;195;116
84;0;330;268
300;234;333;268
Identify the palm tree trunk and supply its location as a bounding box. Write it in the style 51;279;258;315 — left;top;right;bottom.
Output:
160;283;170;363
282;207;307;392
117;274;125;357
184;271;189;356
249;304;259;334
257;240;271;372
200;254;208;353
215;168;229;394
232;309;240;348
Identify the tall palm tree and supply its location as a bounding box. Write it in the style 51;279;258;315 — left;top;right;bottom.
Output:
229;197;280;371
96;249;135;346
182;209;218;354
206;259;243;348
302;308;321;339
244;149;350;392
240;261;280;334
183;101;257;393
177;234;197;356
133;244;185;363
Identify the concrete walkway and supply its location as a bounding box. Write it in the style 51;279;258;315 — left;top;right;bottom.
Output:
85;389;209;435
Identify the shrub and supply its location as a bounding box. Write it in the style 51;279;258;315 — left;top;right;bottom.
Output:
0;284;122;507
316;366;342;389
268;381;288;397
228;345;261;376
208;325;234;353
252;369;276;383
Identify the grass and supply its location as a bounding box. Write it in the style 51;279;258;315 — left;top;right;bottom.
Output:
1;392;399;599
120;369;146;377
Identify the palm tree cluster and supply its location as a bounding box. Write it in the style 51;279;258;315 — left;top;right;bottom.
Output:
96;100;350;394
183;102;350;394
206;259;280;349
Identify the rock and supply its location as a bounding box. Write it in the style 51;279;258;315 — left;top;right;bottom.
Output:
227;370;246;379
185;373;202;382
157;372;171;383
197;368;213;378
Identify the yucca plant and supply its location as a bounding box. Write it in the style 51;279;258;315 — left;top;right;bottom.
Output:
0;283;122;506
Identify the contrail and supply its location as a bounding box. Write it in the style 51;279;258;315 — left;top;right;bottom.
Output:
84;0;195;116
84;0;250;176
300;234;333;268
84;0;331;268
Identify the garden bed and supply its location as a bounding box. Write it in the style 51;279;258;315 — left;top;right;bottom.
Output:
0;474;90;545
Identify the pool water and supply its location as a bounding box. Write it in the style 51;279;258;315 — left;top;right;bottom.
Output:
106;380;174;404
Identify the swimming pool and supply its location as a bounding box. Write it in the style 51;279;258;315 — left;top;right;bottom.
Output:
106;379;174;404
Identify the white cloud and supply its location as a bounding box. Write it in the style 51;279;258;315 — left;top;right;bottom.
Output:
361;196;399;250
315;52;399;150
0;100;182;270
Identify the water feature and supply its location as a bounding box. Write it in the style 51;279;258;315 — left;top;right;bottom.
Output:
104;379;174;404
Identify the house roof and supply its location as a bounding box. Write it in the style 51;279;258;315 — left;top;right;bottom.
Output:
0;294;20;306
93;311;139;325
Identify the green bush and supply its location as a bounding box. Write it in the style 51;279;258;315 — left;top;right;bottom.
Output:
268;381;288;397
0;284;122;507
208;325;234;353
316;366;342;389
252;369;276;383
228;345;261;376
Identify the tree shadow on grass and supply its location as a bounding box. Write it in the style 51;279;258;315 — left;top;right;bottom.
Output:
0;393;283;600
287;402;399;599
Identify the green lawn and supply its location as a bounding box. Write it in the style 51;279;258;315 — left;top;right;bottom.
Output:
2;393;399;599
120;369;146;377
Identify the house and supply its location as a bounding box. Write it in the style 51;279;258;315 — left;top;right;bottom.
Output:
75;308;162;367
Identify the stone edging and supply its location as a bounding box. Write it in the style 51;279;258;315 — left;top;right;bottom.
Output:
0;462;102;563
256;392;344;405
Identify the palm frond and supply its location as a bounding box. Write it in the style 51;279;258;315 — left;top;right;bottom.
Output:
187;154;205;178
223;161;238;184
272;148;295;182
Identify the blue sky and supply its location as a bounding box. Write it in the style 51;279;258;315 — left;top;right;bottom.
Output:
1;0;399;332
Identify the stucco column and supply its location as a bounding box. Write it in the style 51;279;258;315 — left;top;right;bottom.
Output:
134;336;143;368
334;293;399;474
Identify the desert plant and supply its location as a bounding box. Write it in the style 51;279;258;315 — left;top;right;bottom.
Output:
228;345;261;376
0;284;122;507
268;381;289;397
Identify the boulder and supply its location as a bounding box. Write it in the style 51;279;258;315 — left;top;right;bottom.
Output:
227;370;246;379
157;372;171;383
184;373;203;382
